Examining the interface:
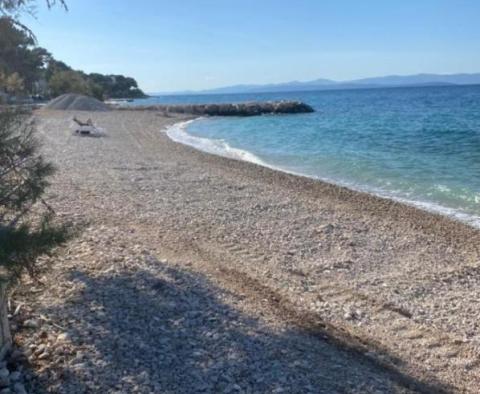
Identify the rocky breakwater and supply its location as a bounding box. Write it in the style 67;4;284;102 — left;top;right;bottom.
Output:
122;101;315;116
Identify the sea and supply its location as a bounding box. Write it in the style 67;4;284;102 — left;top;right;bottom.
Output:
131;85;480;227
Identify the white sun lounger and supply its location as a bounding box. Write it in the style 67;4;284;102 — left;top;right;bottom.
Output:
73;117;100;136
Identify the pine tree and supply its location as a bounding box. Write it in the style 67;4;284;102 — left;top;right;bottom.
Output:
0;109;69;350
0;0;69;352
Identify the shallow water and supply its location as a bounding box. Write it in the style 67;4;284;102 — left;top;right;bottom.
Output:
135;86;480;227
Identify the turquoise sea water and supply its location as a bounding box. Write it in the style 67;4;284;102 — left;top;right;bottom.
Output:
134;86;480;227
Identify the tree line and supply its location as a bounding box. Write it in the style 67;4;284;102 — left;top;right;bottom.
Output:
0;15;147;102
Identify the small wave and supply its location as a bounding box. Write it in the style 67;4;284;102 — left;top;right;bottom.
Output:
304;175;480;228
166;119;269;167
394;197;480;228
165;120;480;229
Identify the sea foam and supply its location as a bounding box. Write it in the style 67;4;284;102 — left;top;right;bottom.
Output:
166;120;269;167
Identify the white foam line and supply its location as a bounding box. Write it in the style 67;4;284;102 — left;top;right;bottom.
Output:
165;119;270;167
165;119;480;229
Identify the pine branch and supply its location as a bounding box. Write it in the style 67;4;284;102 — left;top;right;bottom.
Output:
0;108;68;281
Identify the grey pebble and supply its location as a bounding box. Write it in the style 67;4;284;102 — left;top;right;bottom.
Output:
13;383;27;394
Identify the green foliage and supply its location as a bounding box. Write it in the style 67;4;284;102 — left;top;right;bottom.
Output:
4;72;24;94
44;58;70;81
0;110;53;211
0;17;33;91
46;69;147;100
0;213;68;280
0;16;52;95
48;69;92;97
88;73;147;99
0;109;70;281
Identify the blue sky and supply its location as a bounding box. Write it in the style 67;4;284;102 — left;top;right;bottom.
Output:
23;0;480;92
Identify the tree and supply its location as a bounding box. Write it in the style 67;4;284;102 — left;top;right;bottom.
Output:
48;69;92;97
5;72;24;95
0;17;34;81
88;73;147;99
0;17;51;94
0;109;70;350
44;57;69;82
0;0;70;352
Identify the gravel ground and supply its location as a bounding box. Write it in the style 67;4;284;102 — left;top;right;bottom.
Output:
9;109;480;393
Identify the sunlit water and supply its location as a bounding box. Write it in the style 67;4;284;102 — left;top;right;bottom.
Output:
133;86;480;227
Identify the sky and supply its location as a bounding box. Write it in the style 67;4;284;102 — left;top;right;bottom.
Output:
22;0;480;93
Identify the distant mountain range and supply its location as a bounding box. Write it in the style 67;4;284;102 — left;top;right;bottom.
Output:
154;73;480;96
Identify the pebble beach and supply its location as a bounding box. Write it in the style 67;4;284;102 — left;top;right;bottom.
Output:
9;109;480;393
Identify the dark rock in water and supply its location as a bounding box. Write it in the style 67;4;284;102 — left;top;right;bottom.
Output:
121;101;314;116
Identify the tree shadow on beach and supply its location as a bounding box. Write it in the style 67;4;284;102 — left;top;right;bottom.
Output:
29;257;452;394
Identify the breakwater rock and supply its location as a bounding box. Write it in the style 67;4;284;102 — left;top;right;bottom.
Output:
119;101;314;116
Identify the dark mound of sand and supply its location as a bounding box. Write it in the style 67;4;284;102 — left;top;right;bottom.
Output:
45;94;111;111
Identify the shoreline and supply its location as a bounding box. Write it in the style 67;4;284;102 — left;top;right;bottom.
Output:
166;116;480;235
19;109;480;392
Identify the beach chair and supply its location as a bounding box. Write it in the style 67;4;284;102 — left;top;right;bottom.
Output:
73;117;99;136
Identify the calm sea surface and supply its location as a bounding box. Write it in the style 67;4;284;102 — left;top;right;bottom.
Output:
133;86;480;226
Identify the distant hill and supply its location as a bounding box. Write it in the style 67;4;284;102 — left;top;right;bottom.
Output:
155;73;480;96
349;73;480;86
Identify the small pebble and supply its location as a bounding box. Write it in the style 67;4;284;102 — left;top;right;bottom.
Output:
56;333;70;342
9;372;21;382
13;383;27;394
22;320;39;329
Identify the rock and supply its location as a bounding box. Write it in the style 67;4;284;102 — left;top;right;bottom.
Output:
344;307;358;321
22;320;39;329
71;362;87;370
0;368;9;388
56;333;70;342
9;350;25;362
13;383;27;394
9;372;21;382
321;224;334;234
123;101;315;117
0;348;8;368
37;351;50;360
33;344;46;357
